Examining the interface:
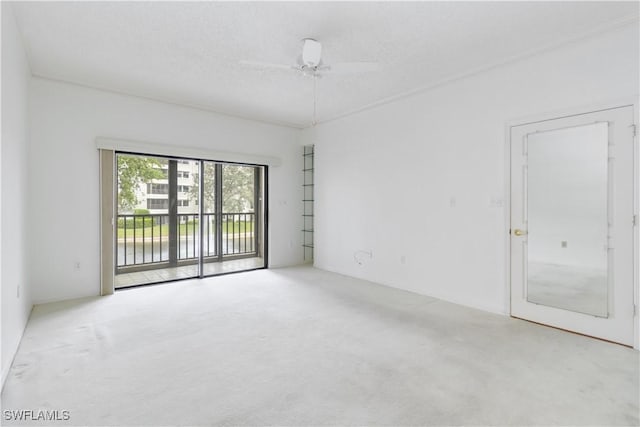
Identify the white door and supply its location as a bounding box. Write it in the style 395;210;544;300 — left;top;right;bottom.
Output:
510;106;636;346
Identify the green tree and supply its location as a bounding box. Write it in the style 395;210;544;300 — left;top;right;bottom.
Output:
223;165;255;213
117;155;166;211
188;162;216;212
188;164;255;213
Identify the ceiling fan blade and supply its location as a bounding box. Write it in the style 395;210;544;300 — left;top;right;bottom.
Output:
327;62;379;74
239;60;297;71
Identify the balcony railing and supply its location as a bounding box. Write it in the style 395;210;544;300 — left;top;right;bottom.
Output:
116;213;257;271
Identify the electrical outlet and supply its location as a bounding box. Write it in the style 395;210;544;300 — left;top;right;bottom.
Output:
354;250;373;265
74;262;81;270
490;197;504;208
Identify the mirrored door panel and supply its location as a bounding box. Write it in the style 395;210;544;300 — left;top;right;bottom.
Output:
526;123;609;317
510;105;635;346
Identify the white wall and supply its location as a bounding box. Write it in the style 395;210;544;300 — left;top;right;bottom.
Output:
303;23;639;314
1;3;32;387
29;78;303;304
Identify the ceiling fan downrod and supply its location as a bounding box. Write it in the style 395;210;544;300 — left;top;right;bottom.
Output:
312;74;317;127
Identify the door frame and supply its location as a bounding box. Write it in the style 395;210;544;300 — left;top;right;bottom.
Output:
504;98;639;349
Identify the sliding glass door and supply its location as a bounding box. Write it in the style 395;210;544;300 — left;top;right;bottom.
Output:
115;153;266;288
199;162;265;276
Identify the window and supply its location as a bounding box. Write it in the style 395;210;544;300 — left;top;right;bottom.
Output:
147;198;169;209
147;183;169;194
178;200;189;207
147;184;189;193
178;171;190;179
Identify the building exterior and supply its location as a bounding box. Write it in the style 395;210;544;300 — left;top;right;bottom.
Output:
134;159;200;215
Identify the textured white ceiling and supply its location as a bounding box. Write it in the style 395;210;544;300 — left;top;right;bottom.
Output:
11;2;639;128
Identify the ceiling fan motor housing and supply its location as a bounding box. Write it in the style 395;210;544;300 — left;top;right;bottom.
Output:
302;38;322;68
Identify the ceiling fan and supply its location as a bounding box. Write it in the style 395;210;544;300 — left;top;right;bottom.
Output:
239;38;379;78
240;38;378;126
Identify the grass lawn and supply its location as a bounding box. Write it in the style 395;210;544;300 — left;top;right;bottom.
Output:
117;221;254;238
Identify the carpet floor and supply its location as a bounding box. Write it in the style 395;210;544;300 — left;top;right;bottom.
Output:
1;266;638;426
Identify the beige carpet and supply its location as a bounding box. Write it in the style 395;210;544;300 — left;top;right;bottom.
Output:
1;266;638;426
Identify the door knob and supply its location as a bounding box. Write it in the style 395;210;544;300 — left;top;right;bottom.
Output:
513;229;527;236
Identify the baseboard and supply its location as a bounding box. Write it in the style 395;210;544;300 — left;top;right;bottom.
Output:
312;265;507;317
32;291;100;306
1;304;33;392
418;289;507;316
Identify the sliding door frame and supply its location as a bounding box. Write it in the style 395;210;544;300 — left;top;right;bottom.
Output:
109;150;268;288
99;149;116;296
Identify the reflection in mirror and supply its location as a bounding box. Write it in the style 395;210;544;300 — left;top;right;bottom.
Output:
526;122;609;317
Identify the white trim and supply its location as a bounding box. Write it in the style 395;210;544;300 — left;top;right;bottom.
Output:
504;121;513;316
418;288;505;317
95;137;282;167
633;100;640;350
33;75;305;130
505;98;639;349
505;98;637;130
99;149;115;297
28;16;638;130
1;305;32;391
